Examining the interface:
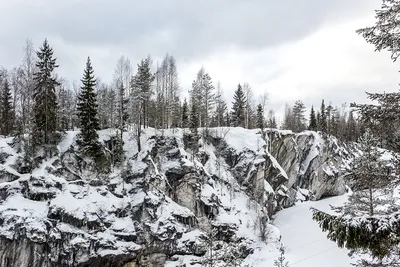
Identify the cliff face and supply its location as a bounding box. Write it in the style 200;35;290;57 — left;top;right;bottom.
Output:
0;127;352;267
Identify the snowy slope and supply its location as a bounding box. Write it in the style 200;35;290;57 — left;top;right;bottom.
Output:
272;194;356;267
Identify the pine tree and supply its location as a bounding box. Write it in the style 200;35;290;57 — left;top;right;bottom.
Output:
32;39;59;145
190;100;199;135
256;104;264;130
181;98;189;128
346;111;357;142
292;100;306;132
319;99;327;133
231;84;246;127
77;57;102;158
131;58;154;129
187;98;200;155
190;68;214;128
1;79;14;136
308;106;317;131
311;129;395;266
341;129;391;216
202;73;214;128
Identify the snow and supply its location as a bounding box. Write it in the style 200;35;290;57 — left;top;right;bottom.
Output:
58;131;76;153
266;150;289;179
209;127;266;153
0;126;364;266
270;194;357;267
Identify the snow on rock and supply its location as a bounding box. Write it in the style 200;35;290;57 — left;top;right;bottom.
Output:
0;127;359;267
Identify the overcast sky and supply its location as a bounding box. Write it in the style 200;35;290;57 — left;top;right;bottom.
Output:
1;0;399;122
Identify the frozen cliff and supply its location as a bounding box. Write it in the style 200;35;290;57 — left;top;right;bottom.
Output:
0;127;353;267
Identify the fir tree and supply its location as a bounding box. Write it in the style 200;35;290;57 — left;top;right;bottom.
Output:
319;99;327;133
256;104;264;130
77;57;102;159
187;99;200;155
346;111;357;142
1;79;14;136
308;106;317;131
181;98;189;128
231;84;246;127
32;39;59;145
190;100;199;136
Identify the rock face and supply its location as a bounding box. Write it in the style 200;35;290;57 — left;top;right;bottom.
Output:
266;130;349;202
0;128;353;267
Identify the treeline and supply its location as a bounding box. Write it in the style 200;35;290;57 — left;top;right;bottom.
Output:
281;99;363;142
0;39;276;138
0;38;367;147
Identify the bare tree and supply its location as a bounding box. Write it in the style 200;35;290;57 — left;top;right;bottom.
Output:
243;82;254;129
19;39;36;133
113;56;131;139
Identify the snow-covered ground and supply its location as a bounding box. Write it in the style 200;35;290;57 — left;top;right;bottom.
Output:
270;194;356;267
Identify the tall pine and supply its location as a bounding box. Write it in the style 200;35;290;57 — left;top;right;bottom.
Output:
181;98;189;128
231;84;246;127
1;79;14;136
318;99;327;132
77;57;101;158
33;39;59;145
308;106;317;131
256;104;264;130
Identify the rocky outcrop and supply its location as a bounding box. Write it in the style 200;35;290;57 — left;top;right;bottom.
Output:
267;130;349;201
0;128;354;266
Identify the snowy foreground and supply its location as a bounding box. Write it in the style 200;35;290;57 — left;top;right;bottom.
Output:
272;194;354;267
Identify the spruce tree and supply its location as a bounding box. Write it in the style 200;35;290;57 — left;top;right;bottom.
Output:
308;106;317;131
77;57;101;158
346;111;357;142
190;100;199;135
319;99;327;133
340;129;391;216
187;99;200;154
1;79;14;136
181;98;189;128
33;39;59;145
312;129;394;266
231;84;246;127
256;104;264;130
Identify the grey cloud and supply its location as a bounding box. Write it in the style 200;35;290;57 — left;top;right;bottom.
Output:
0;0;378;64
